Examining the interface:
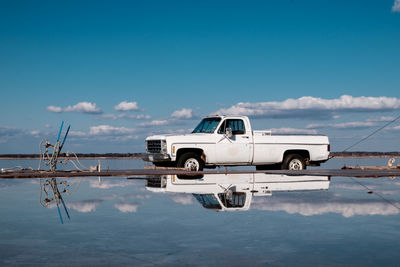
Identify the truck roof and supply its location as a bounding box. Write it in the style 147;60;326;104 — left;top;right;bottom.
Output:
205;115;248;119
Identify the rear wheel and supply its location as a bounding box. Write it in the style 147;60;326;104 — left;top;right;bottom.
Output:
177;153;204;171
281;154;306;170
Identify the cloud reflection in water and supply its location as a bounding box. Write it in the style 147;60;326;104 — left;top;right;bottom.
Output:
252;197;399;217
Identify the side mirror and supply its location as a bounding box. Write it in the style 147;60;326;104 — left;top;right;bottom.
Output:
225;127;233;138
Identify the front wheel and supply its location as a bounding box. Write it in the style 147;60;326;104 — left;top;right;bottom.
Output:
281;154;306;170
177;153;204;171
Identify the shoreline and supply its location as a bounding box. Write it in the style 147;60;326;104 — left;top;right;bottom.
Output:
0;153;144;160
0;157;142;160
0;152;399;160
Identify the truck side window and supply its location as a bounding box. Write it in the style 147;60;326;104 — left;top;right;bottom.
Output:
218;119;246;135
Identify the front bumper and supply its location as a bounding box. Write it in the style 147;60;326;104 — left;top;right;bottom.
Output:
141;153;171;162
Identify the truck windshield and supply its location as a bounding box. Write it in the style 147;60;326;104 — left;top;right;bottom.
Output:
193;194;222;210
192;117;221;133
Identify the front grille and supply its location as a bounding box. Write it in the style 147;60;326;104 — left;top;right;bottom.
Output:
146;176;167;188
146;177;162;188
147;140;161;153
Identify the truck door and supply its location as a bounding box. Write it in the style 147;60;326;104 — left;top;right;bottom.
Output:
215;119;252;164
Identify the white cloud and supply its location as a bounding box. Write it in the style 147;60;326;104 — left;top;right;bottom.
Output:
139;120;169;127
171;108;194;119
150;128;191;135
102;113;151;120
89;180;135;189
113;135;139;142
67;200;103;213
69;130;87;137
133;114;151;120
377;190;400;195
367;116;396;122
47;105;63;113
392;0;400;12
306;115;399;130
102;114;120;120
331;183;367;190
89;125;136;135
0;127;22;137
215;95;400;119
0;126;38;143
270;127;317;134
114;203;139;213
306;121;377;130
116;193;152;201
114;101;139;111
170;195;194;205
68;126;139;143
47;102;103;114
252;198;399;217
65;102;102;114
30;130;40;136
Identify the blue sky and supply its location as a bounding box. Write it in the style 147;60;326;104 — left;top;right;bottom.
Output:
1;0;399;153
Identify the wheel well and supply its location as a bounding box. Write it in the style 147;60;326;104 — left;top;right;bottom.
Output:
176;148;205;162
282;150;310;162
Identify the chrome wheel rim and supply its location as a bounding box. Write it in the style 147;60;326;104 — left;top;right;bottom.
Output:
184;158;200;171
288;159;303;170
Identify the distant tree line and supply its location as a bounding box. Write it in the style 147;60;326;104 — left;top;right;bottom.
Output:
330;152;400;158
0;151;399;159
0;153;145;159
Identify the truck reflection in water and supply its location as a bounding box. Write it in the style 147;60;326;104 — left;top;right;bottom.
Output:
146;173;330;211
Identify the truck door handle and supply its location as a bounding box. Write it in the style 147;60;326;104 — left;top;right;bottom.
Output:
242;136;249;139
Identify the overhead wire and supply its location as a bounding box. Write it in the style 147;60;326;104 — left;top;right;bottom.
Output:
341;113;400;152
338;112;400;211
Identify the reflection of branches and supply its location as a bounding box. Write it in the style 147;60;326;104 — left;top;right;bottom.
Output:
39;177;84;224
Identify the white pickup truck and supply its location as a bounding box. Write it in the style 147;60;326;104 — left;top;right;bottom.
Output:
144;115;330;170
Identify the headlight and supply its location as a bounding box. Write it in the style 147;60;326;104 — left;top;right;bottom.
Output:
161;140;167;153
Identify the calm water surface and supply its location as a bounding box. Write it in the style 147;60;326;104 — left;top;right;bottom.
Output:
0;158;399;266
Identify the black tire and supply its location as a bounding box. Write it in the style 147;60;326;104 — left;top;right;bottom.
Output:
281;154;306;170
177;153;204;171
256;164;281;170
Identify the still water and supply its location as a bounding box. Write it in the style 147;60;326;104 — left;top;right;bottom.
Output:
1;158;399;266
